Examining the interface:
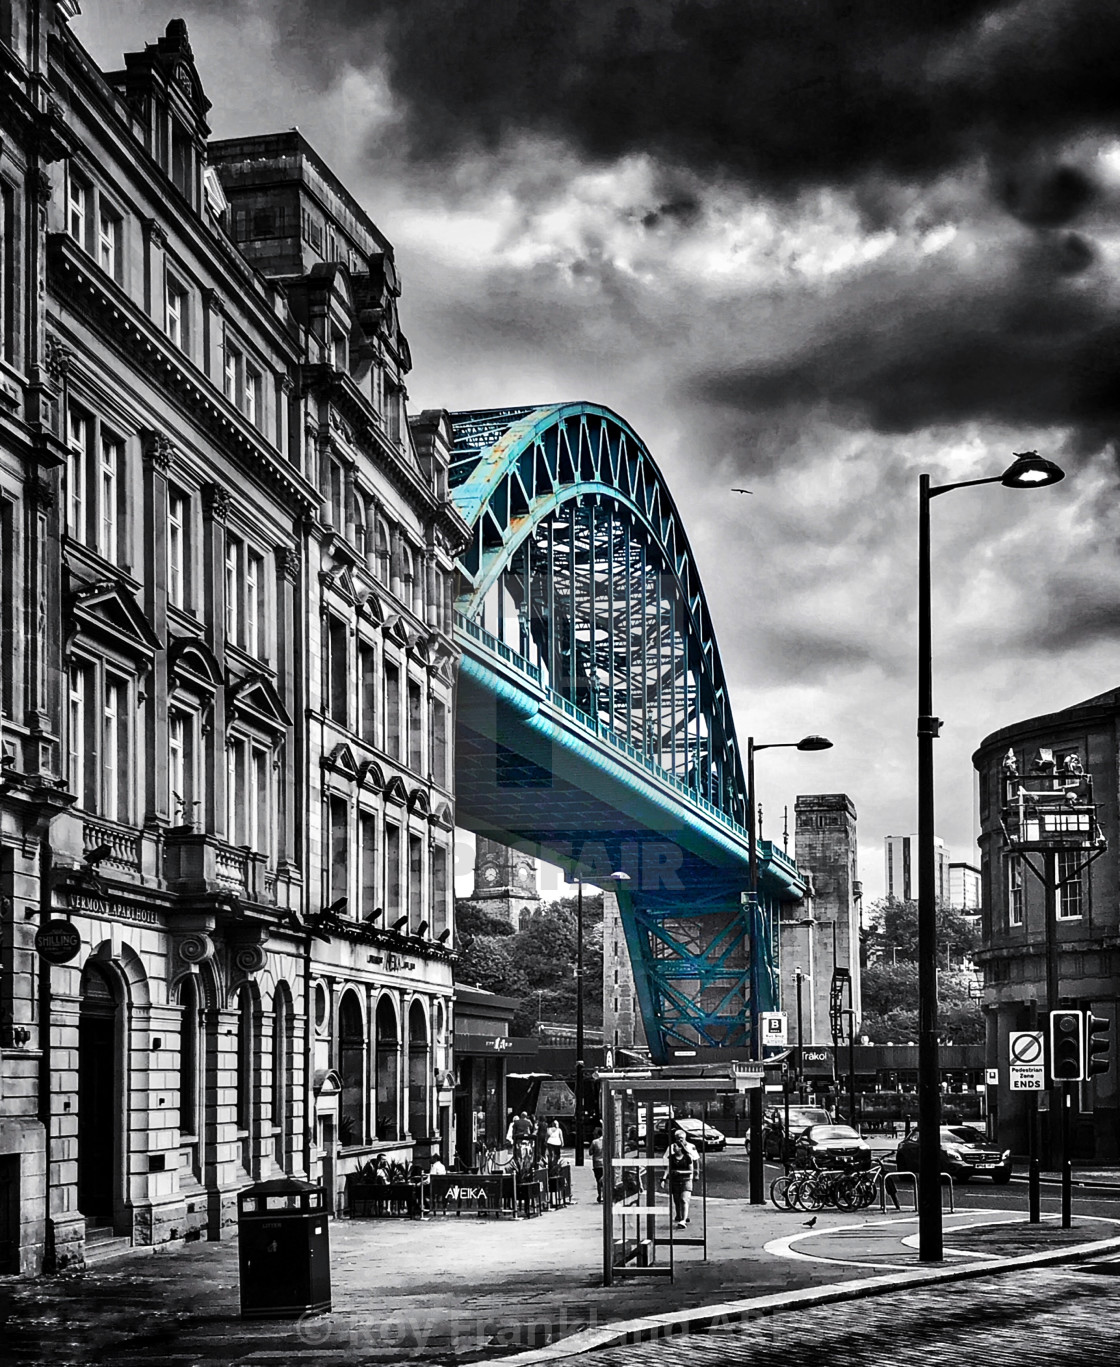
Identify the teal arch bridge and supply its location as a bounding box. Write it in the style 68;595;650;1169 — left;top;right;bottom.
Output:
449;402;807;1064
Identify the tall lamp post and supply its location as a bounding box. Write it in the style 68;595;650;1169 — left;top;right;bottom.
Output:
916;450;1063;1262
575;868;631;1167
747;733;832;1203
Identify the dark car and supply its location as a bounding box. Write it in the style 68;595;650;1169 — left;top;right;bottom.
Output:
792;1123;873;1170
894;1124;1012;1184
761;1105;833;1161
651;1117;727;1152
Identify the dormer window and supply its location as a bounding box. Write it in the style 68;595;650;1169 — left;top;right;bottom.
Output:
331;330;347;372
171;120;195;201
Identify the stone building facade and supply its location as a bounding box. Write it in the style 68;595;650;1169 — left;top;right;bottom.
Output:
783;794;862;1052
0;6;465;1274
973;688;1120;1163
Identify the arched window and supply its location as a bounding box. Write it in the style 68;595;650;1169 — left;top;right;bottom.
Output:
338;991;365;1147
375;995;400;1141
236;986;258;1174
272;984;293;1171
179;975;201;1179
374;518;390;585
407;1000;430;1139
399;543;414;608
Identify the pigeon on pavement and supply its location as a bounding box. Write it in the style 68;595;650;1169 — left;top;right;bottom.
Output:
803;1216;817;1228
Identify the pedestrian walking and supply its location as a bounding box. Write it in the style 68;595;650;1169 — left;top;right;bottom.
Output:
545;1117;564;1172
589;1123;605;1201
662;1128;697;1227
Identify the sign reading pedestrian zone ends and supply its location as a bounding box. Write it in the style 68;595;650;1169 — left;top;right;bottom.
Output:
35;918;81;965
1009;1030;1045;1091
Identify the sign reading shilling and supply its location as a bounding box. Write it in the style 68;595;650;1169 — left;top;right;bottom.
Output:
35;918;82;965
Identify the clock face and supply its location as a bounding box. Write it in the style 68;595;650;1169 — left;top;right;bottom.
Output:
518;864;533;887
482;865;498;884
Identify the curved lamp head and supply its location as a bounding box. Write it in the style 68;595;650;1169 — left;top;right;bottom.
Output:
1001;451;1064;489
796;735;833;752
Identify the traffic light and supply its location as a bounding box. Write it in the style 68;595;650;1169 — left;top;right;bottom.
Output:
1049;1009;1085;1081
1086;1012;1111;1078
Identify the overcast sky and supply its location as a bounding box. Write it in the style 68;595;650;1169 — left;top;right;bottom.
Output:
77;2;1120;903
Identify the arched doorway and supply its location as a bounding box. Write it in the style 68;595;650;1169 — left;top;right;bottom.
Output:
337;991;365;1148
374;996;399;1141
177;975;202;1182
407;1000;430;1139
78;961;123;1223
271;983;294;1171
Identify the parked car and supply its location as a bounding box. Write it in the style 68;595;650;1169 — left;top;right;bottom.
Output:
761;1105;833;1161
792;1123;873;1170
894;1124;1012;1184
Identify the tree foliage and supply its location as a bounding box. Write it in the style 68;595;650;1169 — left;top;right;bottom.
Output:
859;898;983;1046
456;892;604;1036
862;897;979;966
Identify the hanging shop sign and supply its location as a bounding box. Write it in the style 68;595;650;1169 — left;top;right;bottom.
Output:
35;918;82;965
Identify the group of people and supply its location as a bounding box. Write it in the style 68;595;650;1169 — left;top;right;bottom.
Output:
505;1110;567;1172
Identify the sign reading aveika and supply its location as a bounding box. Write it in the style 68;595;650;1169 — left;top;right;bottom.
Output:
35;918;82;965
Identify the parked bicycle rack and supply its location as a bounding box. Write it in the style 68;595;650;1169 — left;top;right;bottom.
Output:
879;1170;954;1213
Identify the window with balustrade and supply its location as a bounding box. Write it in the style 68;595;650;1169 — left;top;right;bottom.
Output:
66;656;133;821
226;733;275;860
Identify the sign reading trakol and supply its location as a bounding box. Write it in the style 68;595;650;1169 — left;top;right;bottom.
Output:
35;919;81;965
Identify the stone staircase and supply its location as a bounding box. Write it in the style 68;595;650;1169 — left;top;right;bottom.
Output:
83;1220;132;1265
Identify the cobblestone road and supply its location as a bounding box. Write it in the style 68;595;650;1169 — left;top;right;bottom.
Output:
547;1260;1120;1367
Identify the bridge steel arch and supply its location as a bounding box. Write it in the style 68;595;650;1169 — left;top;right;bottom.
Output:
450;403;807;1063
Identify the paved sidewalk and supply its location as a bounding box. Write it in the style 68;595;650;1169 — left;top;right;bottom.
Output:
2;1162;1119;1365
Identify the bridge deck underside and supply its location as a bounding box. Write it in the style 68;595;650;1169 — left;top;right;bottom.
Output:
456;665;779;1060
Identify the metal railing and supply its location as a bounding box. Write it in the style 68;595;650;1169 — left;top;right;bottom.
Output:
454;611;750;843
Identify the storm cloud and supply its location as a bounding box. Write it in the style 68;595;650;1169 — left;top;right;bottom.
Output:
197;0;1120;207
73;2;1120;898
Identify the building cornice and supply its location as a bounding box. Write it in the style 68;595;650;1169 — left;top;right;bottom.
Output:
48;233;319;517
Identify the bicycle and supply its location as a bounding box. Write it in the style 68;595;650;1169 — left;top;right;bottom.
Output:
835;1162;885;1211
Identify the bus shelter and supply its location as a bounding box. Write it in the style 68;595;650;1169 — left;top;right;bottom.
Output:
598;1062;761;1285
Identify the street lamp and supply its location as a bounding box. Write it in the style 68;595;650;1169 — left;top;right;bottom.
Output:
747;733;832;1203
575;868;631;1167
916;449;1063;1262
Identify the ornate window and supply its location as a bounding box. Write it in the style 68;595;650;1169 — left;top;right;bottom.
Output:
1057;849;1083;920
67;657;133;820
1007;855;1023;927
167;485;188;609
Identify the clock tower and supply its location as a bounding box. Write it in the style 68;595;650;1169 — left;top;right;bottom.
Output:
470;837;541;929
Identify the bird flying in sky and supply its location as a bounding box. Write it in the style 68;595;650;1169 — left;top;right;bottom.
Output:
732;488;753;494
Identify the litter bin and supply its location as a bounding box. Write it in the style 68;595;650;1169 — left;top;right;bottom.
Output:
237;1176;331;1319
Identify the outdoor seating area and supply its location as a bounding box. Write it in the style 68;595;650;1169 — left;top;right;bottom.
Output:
345;1158;574;1220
